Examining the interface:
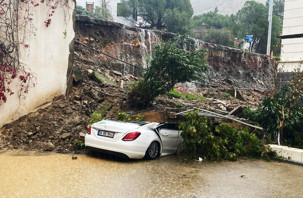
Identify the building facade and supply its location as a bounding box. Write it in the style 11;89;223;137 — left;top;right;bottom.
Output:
279;0;303;72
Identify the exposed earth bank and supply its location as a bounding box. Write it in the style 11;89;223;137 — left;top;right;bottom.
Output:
0;18;272;154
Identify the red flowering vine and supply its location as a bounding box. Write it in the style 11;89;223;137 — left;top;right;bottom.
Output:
0;0;70;105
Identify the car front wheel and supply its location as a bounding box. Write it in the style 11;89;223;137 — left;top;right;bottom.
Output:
145;141;160;160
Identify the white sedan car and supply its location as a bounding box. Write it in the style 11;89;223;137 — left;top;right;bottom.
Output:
85;119;183;159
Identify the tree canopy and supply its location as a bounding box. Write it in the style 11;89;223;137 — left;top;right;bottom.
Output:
76;5;113;21
128;37;208;108
118;0;193;34
192;11;232;29
233;1;282;54
191;1;283;55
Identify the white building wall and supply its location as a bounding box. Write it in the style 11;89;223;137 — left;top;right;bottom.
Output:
279;0;303;72
0;1;75;127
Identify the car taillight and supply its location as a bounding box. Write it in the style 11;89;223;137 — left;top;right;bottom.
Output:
122;132;141;141
87;125;91;135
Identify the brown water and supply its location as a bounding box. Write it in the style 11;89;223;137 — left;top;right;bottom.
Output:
0;150;303;198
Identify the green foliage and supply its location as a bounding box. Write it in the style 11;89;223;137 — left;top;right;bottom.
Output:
117;1;133;17
76;6;91;16
134;114;144;121
75;5;112;21
120;0;193;33
192;11;232;29
115;111;131;122
92;6;113;21
234;1;282;54
87;112;104;125
73;139;85;150
186;94;196;100
115;111;144;122
128;37;208;108
168;89;186;99
164;9;192;34
203;28;235;47
243;84;303;146
178;111;270;161
168;88;206;101
224;92;233;100
266;0;284;20
127;80;154;108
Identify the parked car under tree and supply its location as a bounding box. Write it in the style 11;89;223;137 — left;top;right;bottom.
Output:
85;119;183;159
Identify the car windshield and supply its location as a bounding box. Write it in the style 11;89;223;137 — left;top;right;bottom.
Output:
127;121;149;126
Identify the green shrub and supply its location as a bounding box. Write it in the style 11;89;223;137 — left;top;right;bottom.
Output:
186;94;197;100
127;36;208;109
115;111;131;122
168;88;204;101
134;114;144;121
168;89;186;99
224;92;233;100
178;111;271;161
115;111;144;122
73;139;85;150
243;85;303;147
87;112;104;125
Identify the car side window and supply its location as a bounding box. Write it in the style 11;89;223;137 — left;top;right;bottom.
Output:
158;123;179;130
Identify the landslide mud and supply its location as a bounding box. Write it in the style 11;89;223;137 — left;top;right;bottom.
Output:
0;151;302;198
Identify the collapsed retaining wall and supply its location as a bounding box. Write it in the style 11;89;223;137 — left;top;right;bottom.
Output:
75;16;275;92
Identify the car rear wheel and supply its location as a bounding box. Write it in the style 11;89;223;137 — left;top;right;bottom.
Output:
145;141;160;160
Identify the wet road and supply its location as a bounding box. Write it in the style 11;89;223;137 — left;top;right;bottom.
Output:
0;150;303;198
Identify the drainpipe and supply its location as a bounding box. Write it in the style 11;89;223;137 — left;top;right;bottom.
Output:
266;0;273;56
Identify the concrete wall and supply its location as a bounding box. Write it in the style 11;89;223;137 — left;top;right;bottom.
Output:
0;1;75;128
269;144;303;165
279;0;303;72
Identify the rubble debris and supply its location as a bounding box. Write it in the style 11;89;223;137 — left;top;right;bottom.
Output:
228;105;244;116
175;108;263;130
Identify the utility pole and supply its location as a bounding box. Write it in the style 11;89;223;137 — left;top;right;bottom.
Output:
266;0;274;56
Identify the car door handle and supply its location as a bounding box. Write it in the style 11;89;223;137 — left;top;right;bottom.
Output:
162;132;168;136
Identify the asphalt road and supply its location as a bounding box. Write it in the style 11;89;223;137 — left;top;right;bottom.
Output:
0;150;303;198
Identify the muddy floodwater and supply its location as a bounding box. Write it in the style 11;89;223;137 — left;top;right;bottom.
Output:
0;151;303;198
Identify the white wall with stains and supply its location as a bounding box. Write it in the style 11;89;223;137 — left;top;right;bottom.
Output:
0;0;75;127
279;0;303;72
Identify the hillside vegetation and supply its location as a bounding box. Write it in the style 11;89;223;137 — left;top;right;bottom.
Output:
190;0;267;15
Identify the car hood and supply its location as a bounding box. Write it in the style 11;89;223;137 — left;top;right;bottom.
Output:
92;120;142;133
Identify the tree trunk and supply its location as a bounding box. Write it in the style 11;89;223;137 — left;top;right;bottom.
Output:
278;121;284;145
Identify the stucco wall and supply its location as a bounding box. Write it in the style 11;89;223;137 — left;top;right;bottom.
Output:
0;1;75;128
279;0;303;72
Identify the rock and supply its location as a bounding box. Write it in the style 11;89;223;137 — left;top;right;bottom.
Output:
27;132;33;136
43;142;55;151
119;80;124;89
72;156;77;160
74;94;81;101
214;99;227;106
64;107;73;114
61;133;72;139
88;69;93;75
59;103;66;108
52;121;59;127
73;66;83;85
218;104;227;111
111;70;122;77
78;132;86;139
